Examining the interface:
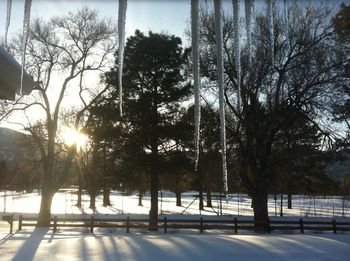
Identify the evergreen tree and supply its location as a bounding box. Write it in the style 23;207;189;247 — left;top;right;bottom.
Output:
104;30;191;230
333;3;350;149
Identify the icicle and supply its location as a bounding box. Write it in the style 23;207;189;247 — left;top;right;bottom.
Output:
284;0;289;51
4;0;12;49
118;0;127;116
244;0;252;65
20;0;32;95
267;0;274;67
233;0;241;111
214;0;228;196
282;0;289;100
191;0;201;172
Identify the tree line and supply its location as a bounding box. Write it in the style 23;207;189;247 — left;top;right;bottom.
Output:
0;3;349;231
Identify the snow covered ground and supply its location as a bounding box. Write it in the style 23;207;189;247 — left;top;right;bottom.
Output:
1;190;350;260
1;189;349;218
0;228;349;260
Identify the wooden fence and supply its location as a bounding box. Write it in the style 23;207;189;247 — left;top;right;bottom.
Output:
1;214;14;234
8;215;349;234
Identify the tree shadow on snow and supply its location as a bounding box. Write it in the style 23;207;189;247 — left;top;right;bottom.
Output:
12;228;49;261
106;206;123;214
0;233;14;245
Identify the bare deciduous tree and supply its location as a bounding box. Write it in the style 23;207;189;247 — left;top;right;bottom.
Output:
199;5;343;231
9;7;115;226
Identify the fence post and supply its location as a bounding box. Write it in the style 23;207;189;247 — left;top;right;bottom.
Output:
267;218;271;233
53;216;57;233
126;216;130;233
9;214;13;234
19;215;23;231
164;217;167;234
299;219;304;234
332;219;337;234
234;218;238;234
200;217;203;233
90;216;94;233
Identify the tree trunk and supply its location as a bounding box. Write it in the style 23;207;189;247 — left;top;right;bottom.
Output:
199;189;204;210
138;190;143;206
280;194;284;217
103;186;111;206
76;186;82;207
149;137;159;231
149;172;159;230
37;188;55;227
288;193;292;209
252;179;269;232
196;168;204;211
89;192;96;210
206;190;212;207
176;191;182;207
76;166;82;207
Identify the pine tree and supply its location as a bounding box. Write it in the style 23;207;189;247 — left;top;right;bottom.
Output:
105;30;191;230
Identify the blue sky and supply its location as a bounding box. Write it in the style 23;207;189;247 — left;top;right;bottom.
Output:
1;0;346;47
0;0;193;44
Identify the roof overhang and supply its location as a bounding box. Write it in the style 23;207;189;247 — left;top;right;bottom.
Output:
0;46;34;100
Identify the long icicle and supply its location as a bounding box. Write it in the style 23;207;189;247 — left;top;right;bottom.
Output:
4;0;12;49
214;0;228;196
284;0;289;51
282;0;289;99
20;0;32;95
191;0;201;172
233;0;241;111
267;0;274;67
118;0;127;116
244;0;252;65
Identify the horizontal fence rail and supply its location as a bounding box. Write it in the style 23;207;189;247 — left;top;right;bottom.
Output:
12;215;350;235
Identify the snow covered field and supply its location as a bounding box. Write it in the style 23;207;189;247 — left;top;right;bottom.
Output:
1;190;350;260
0;228;350;260
1;190;349;218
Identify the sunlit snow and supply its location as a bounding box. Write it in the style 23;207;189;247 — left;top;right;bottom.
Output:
1;190;350;261
1;190;349;218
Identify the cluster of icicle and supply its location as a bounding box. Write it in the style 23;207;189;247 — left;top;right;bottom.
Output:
118;0;127;117
196;0;282;197
191;0;201;172
4;0;12;49
3;1;292;199
20;0;32;95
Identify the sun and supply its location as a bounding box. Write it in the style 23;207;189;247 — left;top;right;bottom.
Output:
61;127;88;151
